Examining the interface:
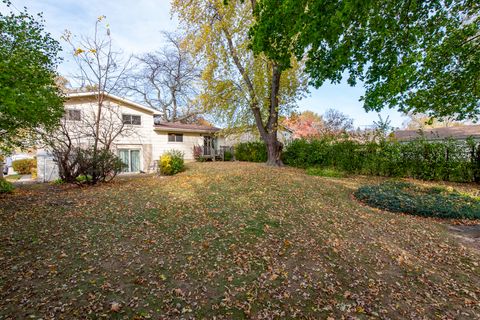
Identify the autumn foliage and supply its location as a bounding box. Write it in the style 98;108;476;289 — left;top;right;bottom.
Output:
283;111;323;139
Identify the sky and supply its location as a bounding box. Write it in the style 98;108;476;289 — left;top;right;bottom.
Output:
3;0;408;128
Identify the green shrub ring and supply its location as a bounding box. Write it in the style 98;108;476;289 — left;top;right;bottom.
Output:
354;181;480;219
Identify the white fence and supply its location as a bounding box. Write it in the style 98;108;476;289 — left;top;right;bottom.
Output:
36;151;59;182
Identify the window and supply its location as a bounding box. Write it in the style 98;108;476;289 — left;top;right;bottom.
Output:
65;109;81;121
118;149;141;172
168;133;183;142
122;114;141;125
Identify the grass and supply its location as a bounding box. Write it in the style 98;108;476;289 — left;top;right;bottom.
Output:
306;167;346;178
4;174;21;182
0;162;479;319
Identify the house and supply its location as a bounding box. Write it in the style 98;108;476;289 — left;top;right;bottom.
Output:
222;125;293;146
36;92;224;181
153;122;222;160
393;125;480;142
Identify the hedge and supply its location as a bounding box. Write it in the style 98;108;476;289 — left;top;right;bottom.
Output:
283;138;479;183
235;141;267;162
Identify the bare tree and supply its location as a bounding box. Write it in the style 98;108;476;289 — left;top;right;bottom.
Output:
127;32;202;123
321;109;354;136
49;16;134;183
44;16;133;183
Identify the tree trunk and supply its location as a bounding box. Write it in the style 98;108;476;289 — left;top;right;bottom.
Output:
91;91;104;184
263;63;283;167
222;24;284;167
264;133;283;166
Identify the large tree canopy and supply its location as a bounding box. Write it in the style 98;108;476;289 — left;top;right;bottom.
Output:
250;0;479;120
0;0;64;151
172;0;307;165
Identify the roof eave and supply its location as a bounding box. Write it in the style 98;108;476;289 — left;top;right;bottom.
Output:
153;127;220;134
66;91;160;115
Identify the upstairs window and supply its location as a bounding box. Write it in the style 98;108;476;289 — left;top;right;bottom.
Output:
168;133;183;142
122;114;141;125
65;109;81;121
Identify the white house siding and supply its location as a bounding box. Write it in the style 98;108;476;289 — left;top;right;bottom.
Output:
64;98;154;144
153;132;204;160
152;132;227;161
63;97;156;173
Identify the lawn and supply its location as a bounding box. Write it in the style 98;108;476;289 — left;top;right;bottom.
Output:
0;162;479;319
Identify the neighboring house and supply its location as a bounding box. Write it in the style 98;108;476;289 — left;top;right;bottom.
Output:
223;125;293;146
37;92;224;181
393;125;480;142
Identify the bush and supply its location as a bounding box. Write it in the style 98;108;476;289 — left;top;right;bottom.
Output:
159;150;185;175
31;166;37;179
235;141;267;162
54;147;125;184
0;179;14;194
76;175;92;183
306;167;346;178
52;178;65;185
224;150;233;161
283;137;478;183
12;158;36;174
192;145;204;162
354;181;480;219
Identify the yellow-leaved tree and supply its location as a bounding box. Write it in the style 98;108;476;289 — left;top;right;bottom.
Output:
171;0;307;166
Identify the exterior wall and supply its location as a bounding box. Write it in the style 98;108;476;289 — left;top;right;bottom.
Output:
153;132;204;160
60;97;156;172
224;131;259;146
152;132;226;160
64;97;154;148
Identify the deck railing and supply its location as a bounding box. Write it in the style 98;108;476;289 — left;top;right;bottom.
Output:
202;146;234;161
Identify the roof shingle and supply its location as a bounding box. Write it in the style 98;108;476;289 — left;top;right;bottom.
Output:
394;125;480;141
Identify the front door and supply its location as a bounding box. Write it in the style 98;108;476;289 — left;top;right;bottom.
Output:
119;149;141;172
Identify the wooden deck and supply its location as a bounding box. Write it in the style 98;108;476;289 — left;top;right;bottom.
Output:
202;146;234;161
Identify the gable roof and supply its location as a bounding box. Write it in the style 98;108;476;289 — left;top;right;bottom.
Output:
154;122;221;134
66;92;160;115
394;125;480;141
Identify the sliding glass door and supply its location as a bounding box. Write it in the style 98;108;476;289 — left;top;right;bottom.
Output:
118;149;141;173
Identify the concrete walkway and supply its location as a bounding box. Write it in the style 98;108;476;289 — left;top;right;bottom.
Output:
12;175;37;185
